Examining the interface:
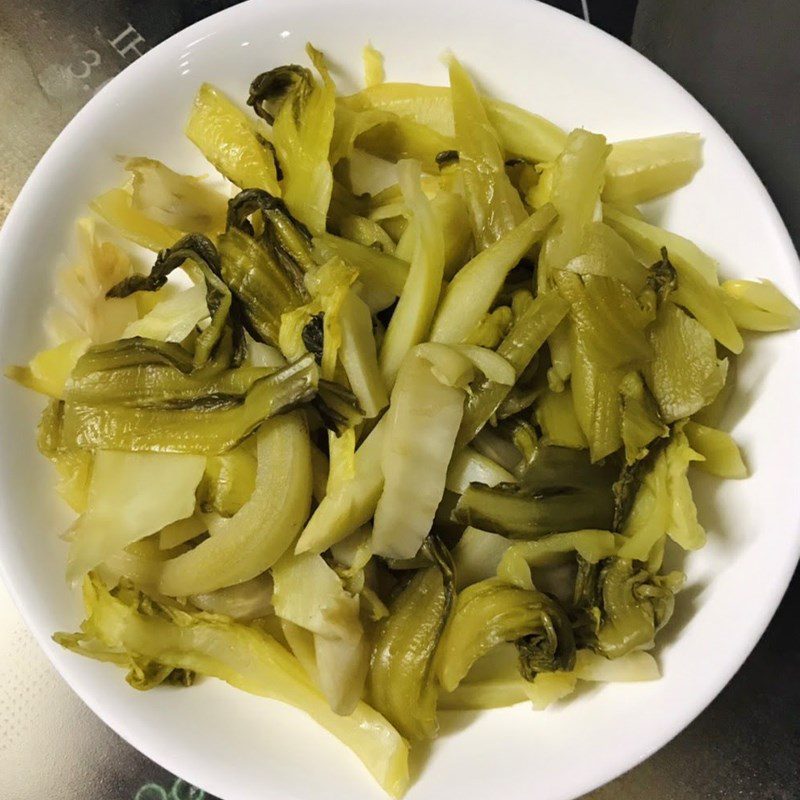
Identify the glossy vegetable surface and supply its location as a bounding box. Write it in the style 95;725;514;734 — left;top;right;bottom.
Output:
10;41;799;800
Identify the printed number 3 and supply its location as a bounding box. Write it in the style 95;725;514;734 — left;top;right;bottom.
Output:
68;49;101;80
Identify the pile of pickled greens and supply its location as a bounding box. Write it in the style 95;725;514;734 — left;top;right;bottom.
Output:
9;43;800;796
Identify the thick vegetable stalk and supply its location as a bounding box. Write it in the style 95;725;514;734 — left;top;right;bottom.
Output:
58;575;409;797
343;82;567;163
122;283;209;345
272;552;369;715
451;527;513;588
295;417;387;554
57;353;319;454
66;450;205;584
539;129;611;288
159;412;312;596
456;291;569;449
569;318;624;463
90;189;184;252
338;289;388;418
185;83;280;195
449;57;527;249
7;337;90;399
721;278;800;332
431;191;473;280
430;204;556;344
372;349;466;559
437;578;576;691
445;448;516;495
263;46;336;234
313;233;409;302
684;421;747;479
125;157;228;234
191;573;274;621
368;538;454;740
603;134;703;205
199;439;257;517
348;108;456;174
378;160;445;388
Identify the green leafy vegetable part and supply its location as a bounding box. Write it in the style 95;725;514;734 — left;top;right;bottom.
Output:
218;226;307;346
535;386;588;449
54;354;319;454
248;64;314;125
301;313;325;362
555;271;652;370
269;44;336;234
226;187;316;275
438;577;576;691
604;205;743;354
562;222;648;293
575;558;683;659
619;371;669;464
615;424;705;561
569;311;624;462
313;233;409;303
645;302;728;424
454;479;613;540
643;246;678;308
497;530;619;591
454;445;616;538
107;234;240;369
368;537;454;740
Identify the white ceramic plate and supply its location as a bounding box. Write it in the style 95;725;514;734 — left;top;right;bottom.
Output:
1;1;799;798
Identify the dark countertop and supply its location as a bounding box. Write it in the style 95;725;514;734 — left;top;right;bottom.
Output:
0;2;797;799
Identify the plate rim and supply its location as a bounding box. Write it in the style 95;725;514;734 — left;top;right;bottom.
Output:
0;0;798;798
